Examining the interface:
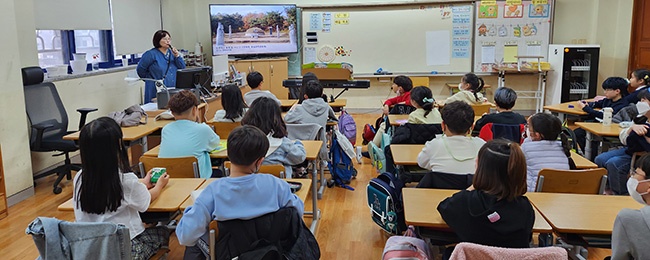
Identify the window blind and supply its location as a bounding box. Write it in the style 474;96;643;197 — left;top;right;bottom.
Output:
34;0;112;30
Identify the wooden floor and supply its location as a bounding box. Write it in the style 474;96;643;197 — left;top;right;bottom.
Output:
0;113;610;259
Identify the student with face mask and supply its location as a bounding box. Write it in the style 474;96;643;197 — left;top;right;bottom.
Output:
595;90;650;195
612;154;650;259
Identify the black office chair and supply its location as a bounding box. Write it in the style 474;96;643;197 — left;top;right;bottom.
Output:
21;66;97;194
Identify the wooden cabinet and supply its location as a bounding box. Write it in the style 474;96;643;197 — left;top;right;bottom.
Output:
229;58;289;99
0;146;7;220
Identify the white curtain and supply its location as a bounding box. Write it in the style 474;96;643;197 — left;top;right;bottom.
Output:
34;0;112;30
111;0;162;55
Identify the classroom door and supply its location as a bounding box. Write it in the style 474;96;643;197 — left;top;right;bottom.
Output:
628;0;650;92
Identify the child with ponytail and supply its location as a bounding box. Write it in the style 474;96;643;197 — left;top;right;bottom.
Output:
622;68;650;105
438;139;534;250
372;86;441;147
445;73;486;105
521;113;573;192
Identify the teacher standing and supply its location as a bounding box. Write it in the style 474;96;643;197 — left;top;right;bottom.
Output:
137;30;186;104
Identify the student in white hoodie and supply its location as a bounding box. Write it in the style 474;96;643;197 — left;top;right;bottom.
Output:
612;153;650;259
284;80;337;127
417;101;486;174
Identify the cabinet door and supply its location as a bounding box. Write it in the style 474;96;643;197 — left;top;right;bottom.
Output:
250;61;272;92
268;59;289;99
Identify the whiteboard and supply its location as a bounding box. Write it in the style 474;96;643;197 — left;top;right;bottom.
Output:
301;4;474;74
473;0;554;72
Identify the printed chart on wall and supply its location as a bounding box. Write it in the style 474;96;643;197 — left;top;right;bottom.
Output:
473;0;554;72
301;4;473;74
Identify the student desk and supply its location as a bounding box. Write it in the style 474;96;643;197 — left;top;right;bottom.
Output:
179;178;312;211
543;101;588;122
574;122;621;160
58;178;205;212
63;119;172;152
278;99;297;110
402;188;552;235
143;145;228;159
391;144;597;170
328;98;347;109
527;192;641;259
302;140;324;233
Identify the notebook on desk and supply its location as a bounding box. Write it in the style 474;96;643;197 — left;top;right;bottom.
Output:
211;140;227;153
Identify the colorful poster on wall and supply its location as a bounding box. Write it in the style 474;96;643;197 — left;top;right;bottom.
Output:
504;5;523;18
529;4;550;17
478;5;498;18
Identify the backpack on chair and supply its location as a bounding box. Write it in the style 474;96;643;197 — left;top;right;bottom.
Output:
369;116;391;173
367;172;406;235
338;109;357;145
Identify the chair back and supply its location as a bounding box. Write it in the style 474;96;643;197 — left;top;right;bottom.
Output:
410;77;429;87
209;121;241;139
478;123;525;143
223;161;285;178
471;103;492;115
22;67;69;145
138;156;199;178
536;168;607;194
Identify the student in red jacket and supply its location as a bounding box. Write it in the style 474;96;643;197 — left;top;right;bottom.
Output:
382;75;413;115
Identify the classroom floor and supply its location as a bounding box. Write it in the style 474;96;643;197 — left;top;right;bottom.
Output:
0;113;611;259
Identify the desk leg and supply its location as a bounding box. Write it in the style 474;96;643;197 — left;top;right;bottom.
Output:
540;72;547;113
305;159;320;233
318;159;325;199
141;136;149;152
585;132;592;161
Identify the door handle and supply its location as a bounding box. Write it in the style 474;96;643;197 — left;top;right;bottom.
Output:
271;65;274;74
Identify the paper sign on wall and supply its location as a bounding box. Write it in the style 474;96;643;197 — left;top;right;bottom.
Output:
426;30;451;66
506;0;523;5
481;46;496;64
503;45;518;63
481;0;497;5
532;0;548;4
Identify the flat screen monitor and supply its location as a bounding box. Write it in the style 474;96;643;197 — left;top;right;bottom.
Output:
175;67;211;90
209;4;298;56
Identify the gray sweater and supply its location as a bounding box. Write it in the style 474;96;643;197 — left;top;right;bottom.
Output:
284;98;336;128
243;90;281;107
521;138;570;192
612;206;650;260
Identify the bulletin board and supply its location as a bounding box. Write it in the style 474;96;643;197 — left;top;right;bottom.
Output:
473;0;554;72
301;3;474;74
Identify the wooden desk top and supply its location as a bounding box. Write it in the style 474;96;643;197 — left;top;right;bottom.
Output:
543;101;588;116
143;145;228;159
574;122;621;137
328;99;347;108
58;178;205;212
391;144;424;166
527;192;641;235
180;178;311;210
388;115;410;126
303;140;324;160
279;99;296;108
571;151;597;169
403;188;552;233
63;119;172;141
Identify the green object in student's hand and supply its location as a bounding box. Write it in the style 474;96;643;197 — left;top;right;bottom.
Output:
150;167;166;183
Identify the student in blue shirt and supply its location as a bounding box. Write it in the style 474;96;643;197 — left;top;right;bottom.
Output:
158;90;220;178
136;30;186;104
177;125;304;257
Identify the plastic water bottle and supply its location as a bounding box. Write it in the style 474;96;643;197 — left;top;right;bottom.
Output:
603;107;613;126
92;57;99;70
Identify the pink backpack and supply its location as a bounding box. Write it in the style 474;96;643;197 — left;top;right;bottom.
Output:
382;236;432;260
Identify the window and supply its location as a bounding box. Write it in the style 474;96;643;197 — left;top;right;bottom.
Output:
74;30;103;63
36;30;65;68
36;29;141;69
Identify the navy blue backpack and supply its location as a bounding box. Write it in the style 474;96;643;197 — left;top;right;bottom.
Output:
327;134;356;190
367;172;406;235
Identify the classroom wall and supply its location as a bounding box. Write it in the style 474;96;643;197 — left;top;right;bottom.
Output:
1;0;36;198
